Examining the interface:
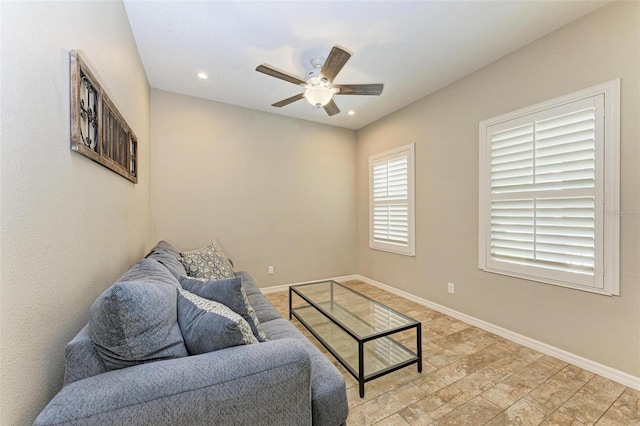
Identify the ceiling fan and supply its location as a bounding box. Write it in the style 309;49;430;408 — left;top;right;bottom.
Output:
255;46;383;116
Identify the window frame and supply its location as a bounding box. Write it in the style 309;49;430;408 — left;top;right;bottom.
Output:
478;80;620;296
369;144;416;256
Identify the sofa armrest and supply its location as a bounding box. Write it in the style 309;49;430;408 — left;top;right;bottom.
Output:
34;339;312;426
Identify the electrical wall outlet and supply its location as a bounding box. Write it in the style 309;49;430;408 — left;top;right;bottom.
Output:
268;265;274;275
448;282;455;294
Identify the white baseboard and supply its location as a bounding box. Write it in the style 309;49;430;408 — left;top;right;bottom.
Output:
354;274;640;391
260;275;359;294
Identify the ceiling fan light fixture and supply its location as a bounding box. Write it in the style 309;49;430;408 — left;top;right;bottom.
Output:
305;85;333;107
256;45;383;116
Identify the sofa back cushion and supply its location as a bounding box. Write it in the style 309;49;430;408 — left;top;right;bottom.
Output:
89;259;188;371
116;258;182;287
144;240;187;280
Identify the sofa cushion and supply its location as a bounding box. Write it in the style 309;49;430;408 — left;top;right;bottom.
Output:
63;325;106;385
148;240;181;256
89;281;188;371
145;241;187;280
117;258;181;288
177;289;258;355
248;293;282;323
234;271;282;322
180;241;235;280
180;276;268;342
235;271;261;296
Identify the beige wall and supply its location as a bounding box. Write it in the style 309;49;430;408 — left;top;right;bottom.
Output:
0;2;151;424
356;1;640;377
151;90;357;286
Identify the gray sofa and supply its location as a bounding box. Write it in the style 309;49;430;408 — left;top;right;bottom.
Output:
34;241;348;425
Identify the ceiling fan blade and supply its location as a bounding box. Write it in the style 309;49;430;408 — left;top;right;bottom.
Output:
272;93;305;108
334;84;384;96
323;99;340;116
320;46;351;82
256;64;307;86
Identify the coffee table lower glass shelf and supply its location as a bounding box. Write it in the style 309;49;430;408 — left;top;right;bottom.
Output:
289;280;422;397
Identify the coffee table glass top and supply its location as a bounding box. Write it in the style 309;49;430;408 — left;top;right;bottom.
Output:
291;280;419;340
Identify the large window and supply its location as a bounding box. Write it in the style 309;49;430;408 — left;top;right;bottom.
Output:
478;80;620;295
369;144;415;256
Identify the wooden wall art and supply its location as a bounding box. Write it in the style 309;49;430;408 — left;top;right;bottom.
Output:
70;50;138;183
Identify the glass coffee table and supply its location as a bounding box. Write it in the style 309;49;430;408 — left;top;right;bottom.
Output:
289;280;422;397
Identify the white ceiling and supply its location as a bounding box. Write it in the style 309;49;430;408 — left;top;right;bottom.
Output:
123;1;609;130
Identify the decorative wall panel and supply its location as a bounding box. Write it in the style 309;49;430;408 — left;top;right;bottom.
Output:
70;51;137;183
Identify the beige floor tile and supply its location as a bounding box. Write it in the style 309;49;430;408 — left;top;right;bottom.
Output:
581;375;626;404
410;310;446;324
511;345;546;363
551;365;595;390
539;410;584;426
485;397;547;425
446;335;498;357
346;367;423;408
489;352;539;376
596;388;640;425
347;383;427;426
482;373;539;409
431;327;485;349
434;364;509;408
482;339;524;357
424;349;464;369
413;349;497;395
540;354;569;369
514;357;566;387
429;395;502;426
399;398;457;425
452;349;500;375
413;369;462;396
559;387;618;425
523;378;580;416
373;413;412;426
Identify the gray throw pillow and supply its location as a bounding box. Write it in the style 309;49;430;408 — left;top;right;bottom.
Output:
89;281;188;371
177;289;258;355
180;240;234;280
180;276;268;342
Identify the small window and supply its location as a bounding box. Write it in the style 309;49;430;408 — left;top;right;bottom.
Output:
478;80;620;295
370;144;415;256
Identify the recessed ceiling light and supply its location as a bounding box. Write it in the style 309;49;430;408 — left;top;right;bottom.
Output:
348;110;355;115
197;72;208;80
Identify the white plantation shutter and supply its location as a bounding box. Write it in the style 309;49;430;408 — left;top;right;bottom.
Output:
370;145;415;256
479;81;620;295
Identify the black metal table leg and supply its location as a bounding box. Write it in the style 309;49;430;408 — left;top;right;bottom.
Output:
358;340;365;397
417;323;423;373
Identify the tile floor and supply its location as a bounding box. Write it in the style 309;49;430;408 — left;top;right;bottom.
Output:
264;280;640;426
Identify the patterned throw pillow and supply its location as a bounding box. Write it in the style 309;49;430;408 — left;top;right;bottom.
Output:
180;276;268;342
177;289;258;355
180;240;235;280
